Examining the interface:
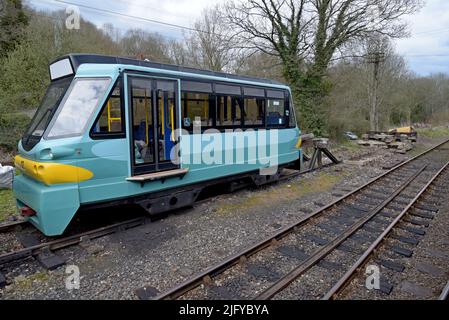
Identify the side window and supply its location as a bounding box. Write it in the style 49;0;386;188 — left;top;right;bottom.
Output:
91;80;124;136
243;87;265;127
130;78;154;165
288;95;297;128
244;97;265;126
215;84;242;128
216;95;243;127
266;96;286;127
181;92;214;131
181;80;214;132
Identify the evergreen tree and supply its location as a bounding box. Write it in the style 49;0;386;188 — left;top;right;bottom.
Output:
0;0;29;60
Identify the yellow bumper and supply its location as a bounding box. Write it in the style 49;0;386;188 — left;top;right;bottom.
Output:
14;155;93;185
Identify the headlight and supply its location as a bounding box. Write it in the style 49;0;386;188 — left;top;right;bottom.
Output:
295;137;302;149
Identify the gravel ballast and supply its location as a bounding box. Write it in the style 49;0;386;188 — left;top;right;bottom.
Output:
0;139;447;300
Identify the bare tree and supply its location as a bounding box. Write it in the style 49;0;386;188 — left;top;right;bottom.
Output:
102;23;122;43
225;0;423;133
236;51;285;81
167;39;189;66
119;29;171;63
225;0;310;83
185;6;238;72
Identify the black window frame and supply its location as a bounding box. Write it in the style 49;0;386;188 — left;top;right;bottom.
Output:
128;76;157;174
266;90;288;129
89;76;126;140
126;74;180;176
242;95;266;128
181;90;216;132
120;69;296;135
181;80;213;93
215;93;244;130
286;91;297;128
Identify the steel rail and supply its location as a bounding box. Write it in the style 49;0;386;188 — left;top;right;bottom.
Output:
255;165;427;300
0;217;147;265
0;220;29;234
322;159;449;300
0;170;303;266
439;281;449;300
152;139;449;300
0;168;308;266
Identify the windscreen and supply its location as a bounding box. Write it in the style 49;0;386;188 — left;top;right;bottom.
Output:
46;78;111;138
22;77;73;151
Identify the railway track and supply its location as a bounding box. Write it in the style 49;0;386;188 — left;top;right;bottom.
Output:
0;168;304;236
140;139;449;300
0;220;29;234
322;160;449;300
0;159;323;283
440;281;449;300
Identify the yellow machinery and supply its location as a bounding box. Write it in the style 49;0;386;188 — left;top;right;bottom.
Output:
389;126;415;134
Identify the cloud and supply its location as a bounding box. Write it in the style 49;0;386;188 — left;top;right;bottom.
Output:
31;0;221;40
124;0;221;26
395;0;449;75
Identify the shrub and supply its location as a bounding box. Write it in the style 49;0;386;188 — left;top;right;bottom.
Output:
0;113;31;151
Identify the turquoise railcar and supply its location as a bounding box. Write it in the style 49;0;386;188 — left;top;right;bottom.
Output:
13;54;302;236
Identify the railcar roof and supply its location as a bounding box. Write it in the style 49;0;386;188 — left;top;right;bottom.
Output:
55;54;286;86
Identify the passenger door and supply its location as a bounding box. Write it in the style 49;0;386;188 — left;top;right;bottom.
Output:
127;75;180;176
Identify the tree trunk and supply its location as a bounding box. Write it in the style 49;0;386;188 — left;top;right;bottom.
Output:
370;57;380;132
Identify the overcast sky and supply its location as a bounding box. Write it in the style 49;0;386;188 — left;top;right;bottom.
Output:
28;0;449;76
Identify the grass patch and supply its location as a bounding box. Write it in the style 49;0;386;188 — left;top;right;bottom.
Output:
416;127;449;139
0;189;17;222
408;143;430;157
216;172;346;215
337;140;361;151
14;272;49;290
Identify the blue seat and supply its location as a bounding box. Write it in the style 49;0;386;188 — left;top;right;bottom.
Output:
267;112;284;126
134;121;155;143
134;121;146;141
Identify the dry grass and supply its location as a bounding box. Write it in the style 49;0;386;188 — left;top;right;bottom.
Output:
14;272;49;290
215;171;345;215
416;127;449;139
337;140;362;151
0;189;16;222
